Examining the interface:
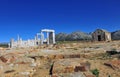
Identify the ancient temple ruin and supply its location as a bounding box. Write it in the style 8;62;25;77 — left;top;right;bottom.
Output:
40;29;55;44
92;29;111;41
10;29;55;48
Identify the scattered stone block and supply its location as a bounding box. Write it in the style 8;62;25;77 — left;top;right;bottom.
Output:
70;72;86;77
19;71;30;76
0;56;8;63
4;70;15;73
52;59;91;75
55;54;64;59
104;60;120;70
74;66;86;72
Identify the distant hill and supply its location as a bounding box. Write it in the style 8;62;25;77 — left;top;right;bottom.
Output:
0;43;9;48
111;30;120;40
55;33;68;41
55;31;92;41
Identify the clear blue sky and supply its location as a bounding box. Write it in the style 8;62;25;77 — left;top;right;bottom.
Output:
0;0;120;42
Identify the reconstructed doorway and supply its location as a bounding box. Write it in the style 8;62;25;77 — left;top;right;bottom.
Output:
98;35;101;41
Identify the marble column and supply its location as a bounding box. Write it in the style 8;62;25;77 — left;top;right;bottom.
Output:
47;32;49;45
52;32;55;44
41;32;45;45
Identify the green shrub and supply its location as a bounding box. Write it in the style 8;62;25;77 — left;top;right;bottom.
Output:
91;69;99;77
108;75;111;77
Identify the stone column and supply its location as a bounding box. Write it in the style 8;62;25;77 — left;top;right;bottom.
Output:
17;35;20;41
10;39;14;48
53;32;55;44
20;38;22;47
34;36;37;46
47;32;49;45
41;32;44;44
36;34;38;40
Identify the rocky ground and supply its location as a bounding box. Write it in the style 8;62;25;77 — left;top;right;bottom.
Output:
0;41;120;77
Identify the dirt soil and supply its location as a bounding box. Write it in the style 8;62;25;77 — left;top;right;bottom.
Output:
0;41;120;77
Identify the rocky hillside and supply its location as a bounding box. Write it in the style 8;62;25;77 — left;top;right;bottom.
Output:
55;33;68;41
56;31;92;41
111;30;120;40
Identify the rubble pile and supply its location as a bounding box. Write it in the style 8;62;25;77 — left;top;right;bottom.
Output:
0;51;38;77
51;59;94;77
